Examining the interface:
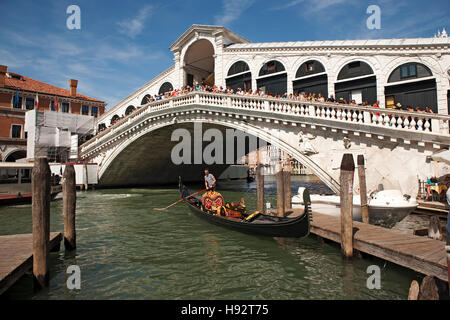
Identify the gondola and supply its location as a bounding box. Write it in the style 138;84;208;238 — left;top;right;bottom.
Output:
179;177;311;238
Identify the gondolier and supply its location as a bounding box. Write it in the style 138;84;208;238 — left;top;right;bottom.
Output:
204;169;216;191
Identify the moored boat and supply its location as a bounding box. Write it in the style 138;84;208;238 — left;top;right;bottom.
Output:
0;162;62;206
179;178;311;238
292;187;418;226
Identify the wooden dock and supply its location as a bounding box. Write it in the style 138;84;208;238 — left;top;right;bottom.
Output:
0;232;62;295
309;212;448;281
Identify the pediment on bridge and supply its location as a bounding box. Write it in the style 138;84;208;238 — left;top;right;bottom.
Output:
169;24;250;52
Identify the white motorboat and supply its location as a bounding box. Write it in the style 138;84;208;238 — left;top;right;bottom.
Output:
292;187;418;226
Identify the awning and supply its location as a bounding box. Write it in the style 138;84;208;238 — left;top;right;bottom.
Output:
431;149;450;165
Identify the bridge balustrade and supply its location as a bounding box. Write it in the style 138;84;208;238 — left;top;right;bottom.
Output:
81;91;450;155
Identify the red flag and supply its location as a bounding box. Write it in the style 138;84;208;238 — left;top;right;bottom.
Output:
54;96;59;111
34;93;39;109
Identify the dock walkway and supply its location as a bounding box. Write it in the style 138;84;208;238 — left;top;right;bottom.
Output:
309;212;448;281
0;232;62;295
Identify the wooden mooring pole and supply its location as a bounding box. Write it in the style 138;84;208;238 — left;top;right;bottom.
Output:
283;162;292;212
32;157;51;289
357;155;369;224
276;163;285;217
83;162;88;191
256;164;264;213
447;227;450;294
340;154;355;258
63;164;77;250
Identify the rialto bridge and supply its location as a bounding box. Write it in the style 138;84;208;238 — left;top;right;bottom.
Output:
81;24;450;197
80;91;450;198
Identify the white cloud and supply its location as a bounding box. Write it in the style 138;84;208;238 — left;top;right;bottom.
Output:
214;0;255;26
117;5;153;39
271;0;305;11
272;0;352;13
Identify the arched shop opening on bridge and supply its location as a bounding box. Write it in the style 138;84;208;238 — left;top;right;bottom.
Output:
226;61;251;91
257;60;287;96
125;105;136;116
184;39;215;87
385;62;438;112
335;61;377;105
159;82;173;95
98;123;107;131
293;60;328;97
111;114;120;124
141;94;151;105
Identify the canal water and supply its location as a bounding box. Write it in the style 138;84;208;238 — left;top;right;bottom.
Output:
0;176;424;300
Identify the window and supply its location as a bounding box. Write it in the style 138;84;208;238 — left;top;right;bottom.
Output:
227;61;250;76
13;96;22;109
50;100;56;111
91;106;98;118
348;61;361;69
11;124;22;138
401;64;417;79
82;105;89;115
388;62;432;83
25;97;34;110
259;60;285;77
61;102;70;113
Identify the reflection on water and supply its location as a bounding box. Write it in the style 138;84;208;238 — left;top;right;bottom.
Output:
0;176;424;300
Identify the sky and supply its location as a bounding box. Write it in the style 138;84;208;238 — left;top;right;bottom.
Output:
0;0;448;109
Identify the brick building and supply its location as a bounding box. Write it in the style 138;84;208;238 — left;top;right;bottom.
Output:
0;65;106;162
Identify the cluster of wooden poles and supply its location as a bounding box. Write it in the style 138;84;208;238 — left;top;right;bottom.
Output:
32;157;77;290
255;162;293;216
255;153;369;258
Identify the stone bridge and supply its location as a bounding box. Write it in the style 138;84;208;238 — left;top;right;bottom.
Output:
80;92;450;197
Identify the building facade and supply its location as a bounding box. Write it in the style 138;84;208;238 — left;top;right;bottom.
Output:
0;65;106;162
97;24;450;128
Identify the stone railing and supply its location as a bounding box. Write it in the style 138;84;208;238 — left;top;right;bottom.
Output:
81;91;450;154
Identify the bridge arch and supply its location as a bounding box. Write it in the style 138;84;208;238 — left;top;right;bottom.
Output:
110;114;120;125
159;82;174;95
385;61;437;111
225;60;252;91
183;39;215;87
292;59;328;98
97;116;339;193
125;105;136;116
141;94;152;105
256;60;287;96
335;60;377;105
3;148;26;162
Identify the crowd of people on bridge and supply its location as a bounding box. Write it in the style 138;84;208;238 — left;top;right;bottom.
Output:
96;82;436;134
141;84;435;114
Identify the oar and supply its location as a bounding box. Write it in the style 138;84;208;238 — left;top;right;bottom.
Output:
153;187;211;211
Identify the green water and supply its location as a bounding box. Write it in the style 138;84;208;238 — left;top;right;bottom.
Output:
0;177;422;299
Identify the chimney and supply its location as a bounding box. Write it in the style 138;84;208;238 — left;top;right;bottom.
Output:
69;79;78;97
0;65;7;87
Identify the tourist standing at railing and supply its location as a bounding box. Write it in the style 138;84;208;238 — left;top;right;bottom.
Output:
425;106;434;114
326;94;336;103
317;93;325;103
372;101;380;117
